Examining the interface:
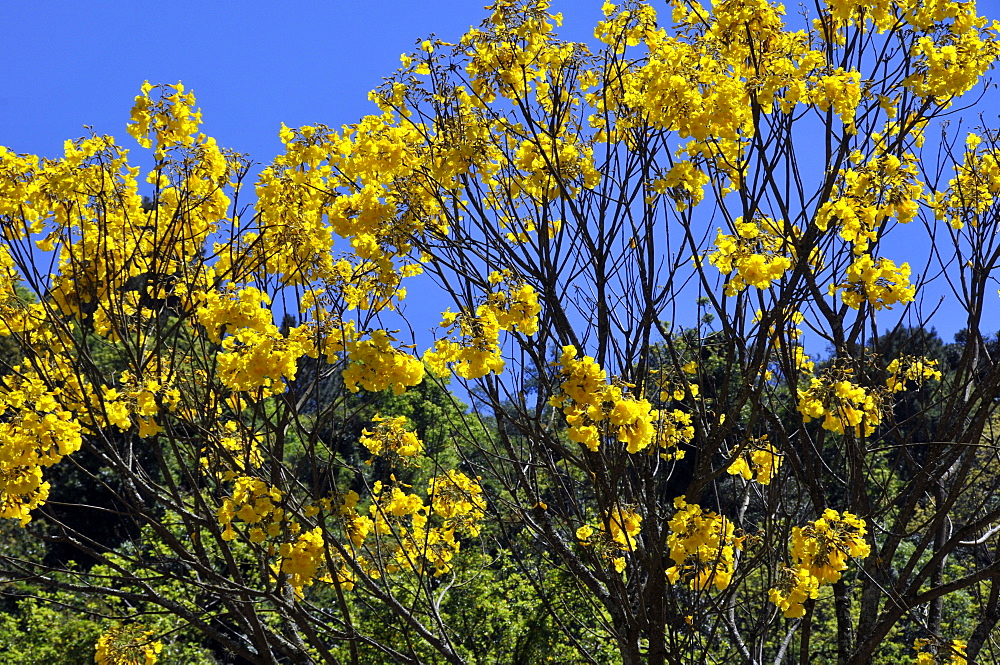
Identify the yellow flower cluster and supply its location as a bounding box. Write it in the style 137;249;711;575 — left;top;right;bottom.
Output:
832;254;915;311
576;506;643;573
886;356;942;393
913;637;968;665
277;527;351;595
793;346;815;373
0;366;83;524
727;436;782;485
253;93;448;291
196;285;274;344
428;470;487;537
817;153;923;252
550;346;659;453
216;325;312;395
342;329;424;395
648;161;710;211
709;217;795;295
427;469;486;524
656;409;695;461
666;496;740;591
790;509;870;583
590;0;870;194
424;307;505;379
222;484;359;596
128;81;202;155
932;133;1000;230
769;509;870;617
91;370;181;439
768;564;821;618
512;132;602;202
336;490;373;551
0;317;184;523
808;69;863;126
364;474;485;577
463;0;569;105
213;468;487;588
813;151;922;309
797;371;883;436
94;624;163;665
360;414;424;464
485;270;542;335
905;13;999;101
217;476;285;543
425;275;541;380
601;31;753;144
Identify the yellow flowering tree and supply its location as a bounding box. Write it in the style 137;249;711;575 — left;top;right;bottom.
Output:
3;0;1000;663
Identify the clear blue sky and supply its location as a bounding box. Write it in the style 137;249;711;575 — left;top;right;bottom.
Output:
1;1;599;161
2;1;478;158
3;0;998;346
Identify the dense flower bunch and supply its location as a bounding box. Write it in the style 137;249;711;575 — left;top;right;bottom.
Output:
276;527;355;596
424;273;541;380
595;3;753;143
905;13;998;101
94;624;163;665
484;270;541;335
195;286;274;343
797;369;883;436
342;329;425;395
814;149;924;311
96;369;181;439
128;81;202;155
216;476;285;543
932;133;1000;230
886;356;943;392
362;474;486;577
576;506;643;573
550;346;659;453
215;325;313;395
253;113;440;290
768;566;821;619
818;0;998;102
913;637;968;665
511;132;602;202
424;307;506;379
666;496;741;591
832;254;916;311
816;153;923;252
332;490;373;554
709;217;796;295
0;363;82;524
550;346;670;453
360;414;424;464
769;509;870;617
727;436;782;485
428;470;487;536
790;509;871;583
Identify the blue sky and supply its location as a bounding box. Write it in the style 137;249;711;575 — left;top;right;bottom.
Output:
2;1;477;158
1;1;599;161
3;0;999;348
